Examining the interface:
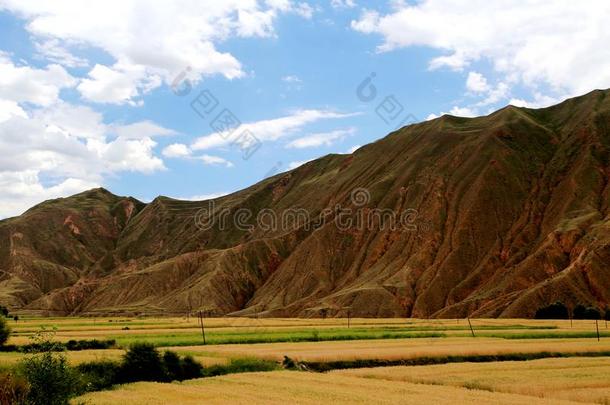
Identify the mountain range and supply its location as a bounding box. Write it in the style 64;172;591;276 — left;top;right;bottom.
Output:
1;89;609;317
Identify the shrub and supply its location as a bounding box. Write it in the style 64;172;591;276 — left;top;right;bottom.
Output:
21;351;78;405
65;339;115;351
0;317;10;347
0;306;8;317
18;328;80;405
119;343;166;383
162;350;182;381
534;302;568;319
605;309;610;321
0;372;29;405
76;360;120;392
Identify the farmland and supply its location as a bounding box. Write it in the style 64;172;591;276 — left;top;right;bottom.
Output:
0;316;608;404
76;357;610;404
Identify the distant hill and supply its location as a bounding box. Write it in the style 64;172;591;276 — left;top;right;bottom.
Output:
1;90;609;317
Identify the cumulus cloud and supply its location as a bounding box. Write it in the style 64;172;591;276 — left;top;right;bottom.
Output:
0;0;314;104
162;143;191;158
466;71;489;93
0;58;75;106
0;172;99;219
0;54;174;218
351;1;610;102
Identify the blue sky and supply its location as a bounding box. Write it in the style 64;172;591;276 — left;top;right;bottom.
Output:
1;0;608;217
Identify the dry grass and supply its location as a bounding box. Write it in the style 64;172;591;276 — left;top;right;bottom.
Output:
174;337;610;363
336;357;610;404
73;370;581;405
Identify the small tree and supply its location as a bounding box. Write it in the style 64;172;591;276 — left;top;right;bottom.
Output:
573;304;601;320
0;316;10;347
20;328;79;405
119;343;166;383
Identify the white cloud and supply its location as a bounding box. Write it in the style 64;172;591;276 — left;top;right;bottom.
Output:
282;75;302;83
34;39;88;68
0;58;75;106
331;0;356;9
286;127;356;148
178;191;230;201
0;99;27;123
162;143;191;158
448;106;477;117
0;55;174;218
351;1;610;101
427;106;478;119
1;0;314;104
162;143;232;167
77;63;162;105
192;109;358;151
346;144;361;153
114;121;177;140
466;71;489;93
287;159;314;170
196;154;234;168
508;93;560;109
0;171;99;219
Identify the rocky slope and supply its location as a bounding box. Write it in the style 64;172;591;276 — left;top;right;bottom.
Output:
1;90;609;317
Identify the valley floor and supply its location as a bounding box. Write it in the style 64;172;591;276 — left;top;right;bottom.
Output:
1;317;608;404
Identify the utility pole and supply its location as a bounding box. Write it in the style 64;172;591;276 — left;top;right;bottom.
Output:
199;311;206;345
467;318;475;337
596;319;600;342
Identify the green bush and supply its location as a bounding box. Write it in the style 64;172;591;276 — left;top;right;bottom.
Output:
21;350;78;405
119;343;166;383
0;317;10;347
19;328;80;405
65;339;115;351
76;360;120;392
162;350;182;381
180;355;204;380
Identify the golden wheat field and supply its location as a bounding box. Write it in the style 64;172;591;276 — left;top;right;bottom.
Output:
2;317;609;404
74;357;610;404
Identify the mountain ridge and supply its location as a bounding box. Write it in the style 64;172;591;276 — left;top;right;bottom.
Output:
1;89;609;317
